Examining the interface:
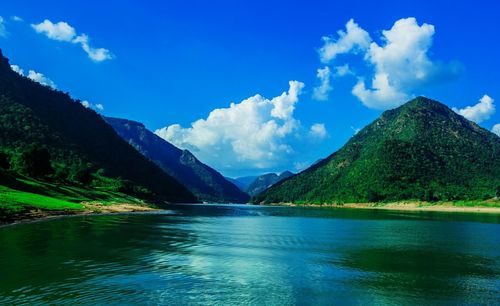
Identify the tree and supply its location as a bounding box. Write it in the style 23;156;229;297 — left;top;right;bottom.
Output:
19;145;53;178
0;151;9;169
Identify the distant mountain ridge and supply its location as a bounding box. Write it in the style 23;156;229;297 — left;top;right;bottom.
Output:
246;171;294;196
104;117;249;203
255;97;500;204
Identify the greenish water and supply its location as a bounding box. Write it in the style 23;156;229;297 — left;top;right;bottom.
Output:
0;204;499;305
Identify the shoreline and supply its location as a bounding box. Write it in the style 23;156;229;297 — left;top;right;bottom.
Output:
0;202;160;227
269;201;500;214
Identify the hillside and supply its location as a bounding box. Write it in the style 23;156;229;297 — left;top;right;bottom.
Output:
104;117;249;203
255;97;500;204
0;49;195;204
246;171;294;196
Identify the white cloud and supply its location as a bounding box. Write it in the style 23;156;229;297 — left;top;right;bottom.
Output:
492;124;500;136
317;18;462;110
10;65;24;75
319;19;371;63
453;95;495;123
312;66;332;101
309;123;327;139
32;19;76;41
81;100;104;111
27;70;57;89
350;18;462;109
31;19;113;62
155;81;307;171
11;64;57;89
11;16;23;22
73;34;113;62
0;16;7;37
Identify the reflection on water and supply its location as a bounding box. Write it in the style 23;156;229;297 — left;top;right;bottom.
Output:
0;204;499;305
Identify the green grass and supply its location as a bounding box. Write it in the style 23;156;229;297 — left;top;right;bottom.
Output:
0;173;149;219
0;185;84;214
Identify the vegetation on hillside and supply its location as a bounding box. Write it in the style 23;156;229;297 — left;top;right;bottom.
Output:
255;97;500;204
0;49;196;209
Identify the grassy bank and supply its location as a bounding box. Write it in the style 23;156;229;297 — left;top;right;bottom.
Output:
0;175;157;225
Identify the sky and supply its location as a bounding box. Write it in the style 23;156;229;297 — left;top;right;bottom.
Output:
0;0;499;177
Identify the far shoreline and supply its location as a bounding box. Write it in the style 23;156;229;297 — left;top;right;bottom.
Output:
265;201;500;214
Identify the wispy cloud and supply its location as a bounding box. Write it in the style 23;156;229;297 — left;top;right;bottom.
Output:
312;66;332;101
31;19;113;62
0;16;7;37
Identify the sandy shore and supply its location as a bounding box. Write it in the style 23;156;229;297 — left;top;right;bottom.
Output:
0;202;159;227
272;201;500;214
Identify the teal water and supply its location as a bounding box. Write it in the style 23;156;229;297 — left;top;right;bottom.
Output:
0;204;499;305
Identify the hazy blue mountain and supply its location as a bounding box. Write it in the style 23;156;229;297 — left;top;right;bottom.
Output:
246;171;294;196
105;117;249;203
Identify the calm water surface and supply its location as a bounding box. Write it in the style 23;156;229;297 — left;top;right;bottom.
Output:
0;204;499;305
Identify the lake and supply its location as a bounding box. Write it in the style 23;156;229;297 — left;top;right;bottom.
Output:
0;204;499;305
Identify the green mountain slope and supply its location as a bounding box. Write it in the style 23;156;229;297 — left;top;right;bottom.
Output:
0;49;195;203
104;117;249;203
255;97;500;204
246;171;294;196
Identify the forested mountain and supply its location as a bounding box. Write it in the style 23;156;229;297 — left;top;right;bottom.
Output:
0;49;195;203
255;97;500;204
246;171;294;196
104;117;249;203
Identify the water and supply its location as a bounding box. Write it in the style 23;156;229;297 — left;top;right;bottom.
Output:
0;204;499;305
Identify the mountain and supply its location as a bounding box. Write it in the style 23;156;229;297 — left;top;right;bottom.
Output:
246;171;294;196
224;177;249;191
226;176;258;191
255;97;500;204
0;49;195;203
104;117;249;203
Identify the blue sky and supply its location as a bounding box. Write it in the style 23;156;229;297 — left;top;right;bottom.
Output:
0;0;499;177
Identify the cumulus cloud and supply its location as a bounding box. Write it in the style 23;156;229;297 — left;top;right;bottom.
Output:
312;66;332;101
319;19;371;63
309;123;327;139
31;19;113;62
0;16;7;37
318;17;462;110
352;18;462;109
81;101;91;108
155;81;308;171
492;124;500;137
453;95;495;123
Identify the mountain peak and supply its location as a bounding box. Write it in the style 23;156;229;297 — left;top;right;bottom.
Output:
256;97;500;204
